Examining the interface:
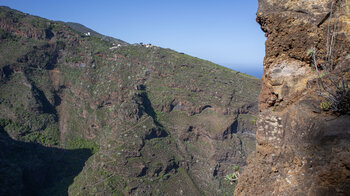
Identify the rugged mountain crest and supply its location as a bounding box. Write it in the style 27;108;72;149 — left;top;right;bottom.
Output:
0;6;260;195
235;0;350;195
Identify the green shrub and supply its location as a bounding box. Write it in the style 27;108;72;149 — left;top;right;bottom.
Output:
232;165;239;172
224;165;240;183
0;119;11;127
306;48;315;56
320;101;332;111
251;118;257;125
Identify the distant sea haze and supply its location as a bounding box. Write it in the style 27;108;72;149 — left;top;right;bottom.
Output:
224;64;263;79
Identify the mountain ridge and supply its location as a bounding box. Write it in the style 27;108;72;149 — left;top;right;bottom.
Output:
0;6;260;195
64;22;128;45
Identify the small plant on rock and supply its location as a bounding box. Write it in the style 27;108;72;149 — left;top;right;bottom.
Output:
224;165;240;184
320;100;332;111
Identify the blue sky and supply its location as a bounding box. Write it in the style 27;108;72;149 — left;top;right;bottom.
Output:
0;0;266;77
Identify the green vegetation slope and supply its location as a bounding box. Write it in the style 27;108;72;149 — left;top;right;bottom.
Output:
0;6;260;195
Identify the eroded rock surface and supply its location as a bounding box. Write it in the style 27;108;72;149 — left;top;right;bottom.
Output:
235;0;350;195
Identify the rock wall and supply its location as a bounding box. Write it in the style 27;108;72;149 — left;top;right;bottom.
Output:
235;0;350;195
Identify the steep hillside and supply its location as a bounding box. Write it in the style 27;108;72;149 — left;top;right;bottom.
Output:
0;6;260;195
235;0;350;195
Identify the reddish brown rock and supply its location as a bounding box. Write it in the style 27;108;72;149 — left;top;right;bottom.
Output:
235;0;350;195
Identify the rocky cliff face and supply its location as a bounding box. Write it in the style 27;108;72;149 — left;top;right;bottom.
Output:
0;7;260;195
235;0;350;195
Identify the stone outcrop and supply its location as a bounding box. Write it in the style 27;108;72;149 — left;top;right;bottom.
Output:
235;0;350;195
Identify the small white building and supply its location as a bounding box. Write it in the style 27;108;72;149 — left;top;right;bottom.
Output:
109;44;122;50
145;44;153;48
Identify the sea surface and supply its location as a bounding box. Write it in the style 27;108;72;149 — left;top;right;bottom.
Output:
224;64;263;79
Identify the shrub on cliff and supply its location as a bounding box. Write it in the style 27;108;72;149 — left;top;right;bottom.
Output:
225;165;240;184
307;1;350;114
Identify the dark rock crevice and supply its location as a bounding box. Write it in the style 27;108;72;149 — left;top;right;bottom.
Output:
222;119;238;139
133;88;168;140
31;85;57;117
0;65;14;82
